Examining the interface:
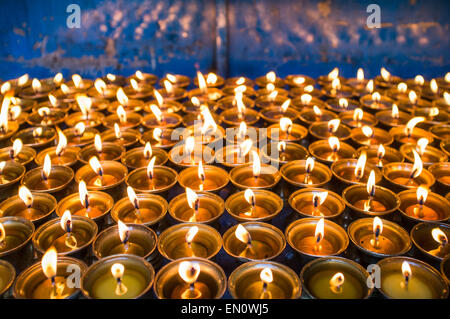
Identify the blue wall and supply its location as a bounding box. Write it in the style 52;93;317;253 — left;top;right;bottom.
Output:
0;0;448;80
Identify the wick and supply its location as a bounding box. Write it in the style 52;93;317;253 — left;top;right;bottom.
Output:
9;148;14;159
193;199;200;220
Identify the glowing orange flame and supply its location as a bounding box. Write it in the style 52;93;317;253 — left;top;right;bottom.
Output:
416;185;428;205
146;156;156;179
144;142;152;159
372;92;381;102
353;108;364;122
315;218;325;244
79;180;88;207
414;75;424;86
279;117;293;135
397;82;407;93
377;144;385;159
402;261;412;282
280;99;291;112
331;78;341;90
328;136;340;152
60;210;72;233
293;76;305;85
19;186;33;207
329;272;345;292
94;134;102;153
60;84;70;95
405;117;425;137
366;80;374;93
328;68;339;80
72;74;82;88
153;128;162;142
0;82;11;95
380;67;390;82
75;122;86;136
130;79;140;91
239;139;253;158
135;70;145;81
106;73;116;82
186;187;199;209
32;78;42;93
277;141;286;153
328;119;340;133
301;94;312;105
184;136;195;155
313;105;322;116
178;261;200;284
17;74;29;87
116;105;127;124
118;220;130;244
197;71;207;92
252;151;261;178
94;79;107;95
43;154;52;180
154;89;164;106
306;157;315;173
431;228;448;246
206;73;217;85
12;139;22;157
163;80;174;94
416;138;429;156
354;151;367;179
313;191;328;207
186;226;199;245
373;216;383;236
260;268;273;284
392;104;399;119
362;126;374;138
411;150;423;178
89;156;103;176
150;104;163;123
338;98;348;109
114;123;122;139
116;88;129;105
235;224;251;244
42;247;57;280
357;68;364;81
430;79;438;94
266;71;276;83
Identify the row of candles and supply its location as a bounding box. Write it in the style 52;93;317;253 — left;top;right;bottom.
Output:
0;68;448;299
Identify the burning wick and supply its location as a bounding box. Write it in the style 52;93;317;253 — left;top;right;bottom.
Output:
186;187;199;222
259;268;273;299
304;157;315;184
252;151;261;184
186;226;199;257
198;161;205;191
401;261;411;290
19;185;33;209
377;144;385;167
371;217;383;249
89;156;104;186
0;223;5;248
79;181;90;216
42;154;52;186
178;261;201;299
235;224;255;257
10;139;22;159
329;272;345;294
408;150;423;185
429;228;448;256
146;156;156;187
244;189;256;217
118;220;130;253
328;136;340;161
111;263;128;296
415;185;428;219
364;170;376;211
314;218;325;253
312;192;328;217
61;210;77;249
127;186;142;221
42;247;67;299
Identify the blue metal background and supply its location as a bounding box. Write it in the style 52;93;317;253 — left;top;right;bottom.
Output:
0;0;448;80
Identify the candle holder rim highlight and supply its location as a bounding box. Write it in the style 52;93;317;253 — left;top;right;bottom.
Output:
299;256;374;299
0;216;35;257
21;165;75;193
348;217;412;258
288;188;345;219
427;161;450;187
228;260;302;299
153;256;227;299
92;223;158;260
177;165;229;192
11;126;57;148
280;159;332;188
80;253;155;299
125;165;179;193
308;139;356;164
354;144;405;165
410;221;450;262
157;223;222;261
168;191;224;224
342;184;401;217
376;256;449;299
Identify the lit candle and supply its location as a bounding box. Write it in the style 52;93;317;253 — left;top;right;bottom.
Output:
86;156;118;187
428;228;449;257
74;180;105;218
352;170;387;212
404;185;437;220
171;260;211;299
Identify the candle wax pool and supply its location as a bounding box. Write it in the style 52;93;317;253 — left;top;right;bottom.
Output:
189;179;219;191
32;276;75;299
15;207;47;221
405;204;438;220
308;270;364;299
238;206;270;219
171;282;211;299
353;198;387;212
32;178;64;190
243;281;286;299
237;240;273;259
296;204;332;217
91;269;147;299
381;273;433;298
132;176;170;190
295;236;335;256
170;242;208;259
109;242;146;257
74;205;104;219
50;155;75;165
358;234;397;254
120;208;159;224
88;174;118;187
291;173;320;185
0;235;25;252
240;176;270;187
51;233;87;253
180;208;214;222
391;176;419;187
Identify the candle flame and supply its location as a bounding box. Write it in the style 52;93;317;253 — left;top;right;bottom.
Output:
315;218;325;244
411;150;423;178
445;72;450;83
130;79;139;92
380;67;391;82
89;156;103;176
266;71;276;83
198;161;205;181
79;181;88;207
377;144;385;159
353;108;364;122
405;117;425;136
338;98;348;109
430;79;438;94
235;92;246;116
0;96;10;132
234;85;246;94
431;228;448;246
236;77;245;85
116;88;129;106
42;247;57;280
366;80;374;93
118;220;130;244
304;85;314;93
55;128;67;156
300;94;312;105
184;136;195;155
293;76;305;85
235;224;251;244
414;75;424;86
279;117;293;135
153;128;162;142
354;151;367;179
408;90;418;104
166;74;177;83
0;161;5;174
328;67;339;80
150;104;163;123
43;154;52;180
372;92;381;102
357;68;364;81
147;156;156;179
392;104;399;119
32;78;42;93
127;186;139;209
329;272;345;291
112;123;121;139
252;151;261;178
75;96;91;115
428;107;439;117
163;80;174;94
206;73;217;85
313;105;322;116
238;121;247;140
106;73;116;82
19;186;33;207
260;268;273;284
75;122;86;136
280;99;291;112
111;263;125;280
416;185;428;205
33;127;43;138
239;139;253;158
17;74;29;87
197;71;207;91
186;226;199;245
178;261;200;284
186;187;198;209
313;191;328;207
94;134;102;153
116;105;127;124
0;222;5;243
200;107;217;135
12;139;23;157
328;119;340;133
0;82;11;95
72;74;82;88
328;136;340;152
143;142;152;159
94;79;107;95
416;138;429;156
277;141;286;153
373;217;383;237
331;78;341;90
38;107;51;117
306;157;315;173
397;82;407;93
244;188;255;206
60;84;70;95
402;261;412;282
135;70;145;81
191;97;200;107
60;210;72;233
154;90;164;106
267;89;278;100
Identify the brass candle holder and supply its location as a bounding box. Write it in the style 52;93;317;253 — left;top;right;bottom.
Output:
309;121;352;141
157;223;222;260
339;109;378;128
65;111;105;129
288;188;345;219
168;143;215;168
13;256;87;299
142;112;182;130
350;126;393;147
140;128;180;150
0;216;35;270
12;126;56;152
224;125;259;148
331;159;382;186
398;188;450;223
375;108;411;128
261;141;308;166
360;93;395;111
221;108;260;127
321;84;355;100
428;162;450;191
308;139;356;165
285;218;349;259
300;256;373;299
0;161;25;201
103;111;142;130
32;215;98;258
225;189;282;222
280;159;332;188
229;261;301;299
289;85;322;98
223;222;285;262
21;163;74;197
214;144;259;168
184;124;225;146
342;184;400;218
285;74;315;88
26;107;66;127
178;165;228;192
217;95;255;111
259;105;299;125
168;191;224;224
298;106;338;126
354;145;404;168
182;112;222;128
376;256;448;299
382;162;435;190
62;126;98;148
187;87;223;102
400;143;447;167
92;223;158;262
0;260;15;297
267;121;308;143
35;145;80;168
389;125;434;145
256;94;290;109
126;164;178;194
153;257;227;299
128;71;158;85
429;124;450;144
121;145;168;170
159;74;191;88
255;72;285;88
123;82;154;101
108;98;145;114
222;85;257;98
229;163;281;190
81;254;155;299
326;98;359;113
348;218;411;264
440;255;450;287
182;99;218;115
78;142;125;164
225;76;254;88
291;94;327;110
410;222;450;264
